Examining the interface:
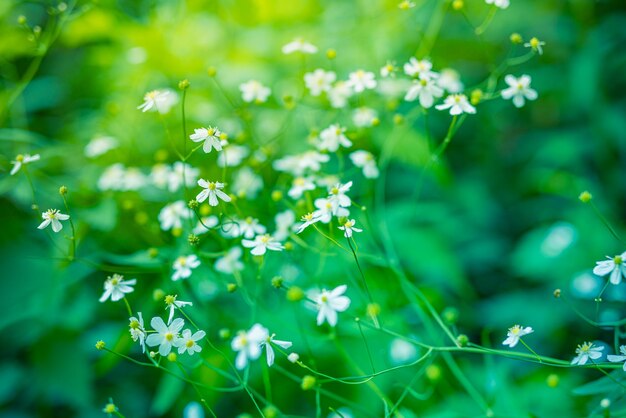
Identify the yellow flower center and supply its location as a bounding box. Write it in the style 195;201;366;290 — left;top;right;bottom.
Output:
420;79;428;86
530;37;539;48
177;256;187;266
615;256;623;265
207;128;215;136
165;295;176;305
320;294;328;303
208;183;216;190
186;339;194;348
130;319;140;329
331;187;339;195
111;278;119;285
260;235;270;244
16;154;24;162
294;177;306;186
165;332;174;341
245;217;253;224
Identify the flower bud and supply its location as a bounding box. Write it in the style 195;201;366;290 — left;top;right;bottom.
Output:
546;373;559;387
271;276;284;289
95;340;106;350
286;286;304;302
207;67;217;77
470;89;483;105
578;191;592;203
553;288;561;298
301;375;316;391
452;0;464;10
188;234;200;246
326;49;336;59
153;288;165;301
426;364;442;381
219;328;231;339
59;185;68;195
227;283;238;293
178;79;190;90
167;353;177;362
17;15;27;25
456;334;469;347
510;33;523;44
442;307;459;325
288;352;300;363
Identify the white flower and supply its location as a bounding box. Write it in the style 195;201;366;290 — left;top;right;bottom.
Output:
304;69;336;96
338;219;362;238
287;352;300;363
328;81;353;108
317;124;352;152
151;164;171;189
238;217;267;239
313;198;349;224
403;57;436;79
380;62;397;78
172;255;201;281
260;331;293;367
607;345;626;371
217;145;249;167
242;234;285;256
436;94;476;115
437;68;464;93
349;150;379;179
193;215;219;235
215;247;245;274
328;181;353;208
389;338;418;364
11;153;40;175
282;38;318;54
405;75;444;108
485;0;509;9
167;162;199;192
146;317;184;356
37;209;69;233
502;325;534;348
314;285;351;326
122;168;147;191
352;107;378;128
240;80;271;103
297;212;320;234
231;323;268;369
165;295;193;325
571;341;604;365
196;179;231;206
158;201;192;231
273;151;330;176
129;313;146;352
501;74;538;108
98;163;126;191
346;70;377;93
190;127;223;153
137;89;178;114
593;251;626;285
289;177;316;199
274;210;296;241
232;167;263;199
524;37;546;55
85;136;117;158
174;329;206;355
99;274;136;302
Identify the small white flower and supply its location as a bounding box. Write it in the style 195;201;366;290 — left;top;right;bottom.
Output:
137;89;178;114
287;352;300;363
240;80;271;103
190;127;223;153
37;209;69;233
273;151;330;176
10;153;40;176
174;329;206;355
502;325;534;348
242;234;285;256
352;107;378;128
304;69;336;96
403;57;437;79
196;179;231;206
313;198;349;224
231;324;268;369
437;68;464;93
215;247;245;274
297;212;320;234
328;81;353;108
607;345;626;371
282;38;318;55
501;74;538;108
167;162;199;193
260;331;293;367
121;167;147;191
571;341;604;366
338;219;362;238
238;217;267;239
317;124;352;152
172;255;201;281
289;177;316;199
158;201;192;231
349;150;379;179
593;251;626;285
98;163;126;191
405;75;444;108
485;0;509;9
347;70;377;93
165;295;193;325
99;274;136;302
380;62;397;78
193;215;219;235
85;136;118;158
524;37;546;55
314;285;351;327
436;94;476;115
217;145;249;167
328;181;353;208
146;317;184;356
129;313;146;352
232;167;263;199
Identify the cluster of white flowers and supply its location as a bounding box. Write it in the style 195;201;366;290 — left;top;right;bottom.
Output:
145;316;205;356
137;89;178;114
593;251;626;285
38;209;70;233
311;285;351;326
231;323;293;369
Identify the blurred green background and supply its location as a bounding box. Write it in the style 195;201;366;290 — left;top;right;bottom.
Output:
1;0;626;417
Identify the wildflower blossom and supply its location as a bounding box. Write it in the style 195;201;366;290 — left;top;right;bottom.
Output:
405;75;444;108
129;313;146;352
137;89;177;113
502;325;534;348
98;163;126;191
349;150;379;179
273;151;330;176
231;323;268;369
380;62;397;78
37;209;69;233
282;38;318;54
158;201;192;231
403;57;436;79
328;181;353;208
172;255;201;281
485;0;509;9
146;317;184;356
242;234;285;256
260;331;293;367
288;176;316;199
352;107;378;127
232;167;263;198
215;247;245;274
240;80;271;103
85;136;117;158
304;69;336;96
10;153;40;176
196;179;231;206
593;251;626;285
121;168;147;190
501;74;538;108
217;144;249;167
346;70;377;93
607;345;626;371
436;94;476;115
167;162;199;192
338;219;362;238
437;68;464;93
190;126;223;153
328;81;353;108
238;217;267;239
165;295;193;324
571;341;604;365
313;198;349;223
297;212;320;234
314;285;351;326
317;124;352;152
193;215;219;235
174;329;206;355
99;274;136;302
524;37;546;55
